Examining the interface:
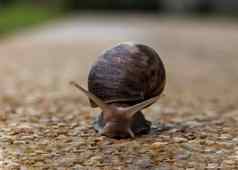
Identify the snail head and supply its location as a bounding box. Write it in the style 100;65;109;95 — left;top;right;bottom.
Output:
70;81;160;138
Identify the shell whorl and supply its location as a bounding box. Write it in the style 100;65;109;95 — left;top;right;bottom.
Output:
88;42;166;107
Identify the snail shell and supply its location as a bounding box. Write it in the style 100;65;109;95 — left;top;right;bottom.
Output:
88;42;166;106
71;42;166;138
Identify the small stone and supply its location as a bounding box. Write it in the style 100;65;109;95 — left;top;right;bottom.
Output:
20;135;35;140
95;136;105;143
90;155;102;161
72;164;85;170
176;151;191;160
135;158;152;168
160;135;171;141
181;143;202;152
3;162;21;170
14;125;34;135
0;112;7;121
199;133;208;139
151;142;168;149
157;163;171;170
184;121;202;128
205;140;216;146
217;141;233;148
229;155;238;161
215;150;225;155
174;137;188;143
204;148;216;154
219;134;232;140
206;163;219;169
232;138;238;144
223;160;235;165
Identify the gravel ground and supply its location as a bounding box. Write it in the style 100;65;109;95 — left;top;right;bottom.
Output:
0;15;238;170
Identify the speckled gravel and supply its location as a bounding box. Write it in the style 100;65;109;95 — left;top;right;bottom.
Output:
0;15;238;169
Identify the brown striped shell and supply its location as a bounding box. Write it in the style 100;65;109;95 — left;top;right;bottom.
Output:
88;42;166;107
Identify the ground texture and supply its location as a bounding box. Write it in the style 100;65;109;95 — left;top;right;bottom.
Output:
0;15;238;170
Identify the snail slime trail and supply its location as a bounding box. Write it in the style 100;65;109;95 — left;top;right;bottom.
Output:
71;42;166;139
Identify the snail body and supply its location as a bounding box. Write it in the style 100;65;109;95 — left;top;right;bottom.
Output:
71;42;166;138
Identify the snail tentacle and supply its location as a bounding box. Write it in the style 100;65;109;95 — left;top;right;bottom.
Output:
122;95;161;118
70;81;110;112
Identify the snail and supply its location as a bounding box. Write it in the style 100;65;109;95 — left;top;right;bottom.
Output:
70;42;166;138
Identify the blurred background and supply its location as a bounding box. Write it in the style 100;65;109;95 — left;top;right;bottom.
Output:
0;0;238;37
